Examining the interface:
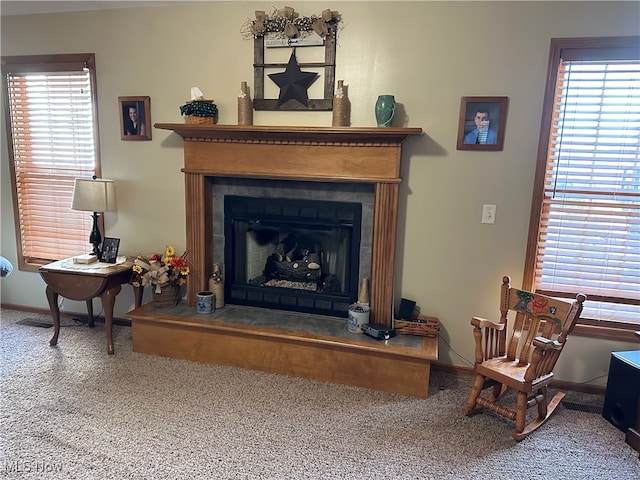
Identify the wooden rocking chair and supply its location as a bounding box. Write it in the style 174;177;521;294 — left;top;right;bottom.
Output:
463;276;586;440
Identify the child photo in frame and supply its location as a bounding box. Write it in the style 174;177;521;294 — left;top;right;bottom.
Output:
456;96;508;151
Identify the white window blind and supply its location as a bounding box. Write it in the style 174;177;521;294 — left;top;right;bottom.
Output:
536;57;640;323
4;56;98;263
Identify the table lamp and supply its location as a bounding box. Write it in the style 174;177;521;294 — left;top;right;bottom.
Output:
71;177;117;256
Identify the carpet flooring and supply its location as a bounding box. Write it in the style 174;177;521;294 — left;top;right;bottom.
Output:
1;308;638;479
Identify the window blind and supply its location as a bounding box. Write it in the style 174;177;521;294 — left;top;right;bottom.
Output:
536;58;640;322
5;65;97;262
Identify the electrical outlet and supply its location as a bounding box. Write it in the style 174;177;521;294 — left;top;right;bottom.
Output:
482;204;496;224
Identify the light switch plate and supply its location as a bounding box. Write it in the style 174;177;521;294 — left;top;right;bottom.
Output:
482;204;496;224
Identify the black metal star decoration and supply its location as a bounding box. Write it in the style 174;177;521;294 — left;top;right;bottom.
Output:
268;50;318;108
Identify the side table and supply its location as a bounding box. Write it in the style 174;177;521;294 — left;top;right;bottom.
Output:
39;256;136;354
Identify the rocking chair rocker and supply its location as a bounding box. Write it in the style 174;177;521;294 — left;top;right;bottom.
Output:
463;276;586;440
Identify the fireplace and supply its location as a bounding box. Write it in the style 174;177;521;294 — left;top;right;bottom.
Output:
222;185;372;316
155;124;422;326
128;125;437;398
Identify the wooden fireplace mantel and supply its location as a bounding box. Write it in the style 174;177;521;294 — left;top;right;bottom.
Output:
154;124;422;145
155;124;422;183
155;123;423;325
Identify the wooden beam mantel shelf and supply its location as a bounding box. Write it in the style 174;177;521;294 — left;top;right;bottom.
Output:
154;124;422;184
154;124;422;145
129;123;429;397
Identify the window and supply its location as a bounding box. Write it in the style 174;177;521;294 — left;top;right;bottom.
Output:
524;37;640;341
2;53;101;271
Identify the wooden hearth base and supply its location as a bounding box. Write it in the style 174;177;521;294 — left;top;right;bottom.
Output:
126;305;438;398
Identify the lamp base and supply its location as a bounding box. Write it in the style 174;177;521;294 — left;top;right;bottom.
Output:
89;212;102;257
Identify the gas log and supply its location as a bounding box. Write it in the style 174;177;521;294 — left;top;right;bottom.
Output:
264;233;322;282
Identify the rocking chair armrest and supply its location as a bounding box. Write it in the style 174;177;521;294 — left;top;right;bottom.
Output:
533;336;562;351
524;337;564;382
471;317;506;364
471;317;505;331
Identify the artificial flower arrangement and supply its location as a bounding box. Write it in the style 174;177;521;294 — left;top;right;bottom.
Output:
130;246;190;293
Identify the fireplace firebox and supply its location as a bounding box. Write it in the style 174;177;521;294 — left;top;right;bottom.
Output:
224;195;362;316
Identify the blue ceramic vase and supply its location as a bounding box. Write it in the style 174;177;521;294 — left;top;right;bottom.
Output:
375;95;396;127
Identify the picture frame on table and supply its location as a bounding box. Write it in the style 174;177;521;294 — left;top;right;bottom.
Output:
119;96;151;141
456;96;508;151
100;237;120;264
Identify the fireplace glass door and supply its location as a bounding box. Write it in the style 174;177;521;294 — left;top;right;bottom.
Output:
224;195;362;317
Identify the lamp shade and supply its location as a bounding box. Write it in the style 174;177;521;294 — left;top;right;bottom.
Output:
71;178;117;212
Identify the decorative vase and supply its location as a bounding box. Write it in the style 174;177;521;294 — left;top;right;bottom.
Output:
332;80;351;127
375;94;396;127
208;263;225;309
210;281;224;309
238;81;253;126
357;276;370;305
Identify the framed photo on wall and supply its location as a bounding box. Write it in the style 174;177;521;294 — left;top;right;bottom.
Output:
119;96;151;141
456;96;508;151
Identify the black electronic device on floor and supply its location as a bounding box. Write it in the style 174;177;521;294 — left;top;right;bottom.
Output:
363;323;396;341
602;350;640;432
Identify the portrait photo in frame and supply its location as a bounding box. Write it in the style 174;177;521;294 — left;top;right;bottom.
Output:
456;96;508;151
100;237;120;264
119;96;151;141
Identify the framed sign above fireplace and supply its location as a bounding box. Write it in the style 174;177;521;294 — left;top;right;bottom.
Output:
244;7;341;111
253;34;336;111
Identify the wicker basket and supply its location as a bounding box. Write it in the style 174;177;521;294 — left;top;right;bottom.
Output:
152;283;181;308
186;115;216;125
182;99;217;125
394;315;440;337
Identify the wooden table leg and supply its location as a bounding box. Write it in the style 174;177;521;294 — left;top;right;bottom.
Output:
86;298;95;327
45;286;60;347
101;284;122;355
133;285;144;309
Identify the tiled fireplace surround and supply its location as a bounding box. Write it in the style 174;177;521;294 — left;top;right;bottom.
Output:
128;125;438;398
213;177;374;317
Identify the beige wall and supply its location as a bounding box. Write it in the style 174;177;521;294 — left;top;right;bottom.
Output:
1;1;638;384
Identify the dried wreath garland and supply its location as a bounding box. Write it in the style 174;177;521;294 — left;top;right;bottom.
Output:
241;6;341;40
